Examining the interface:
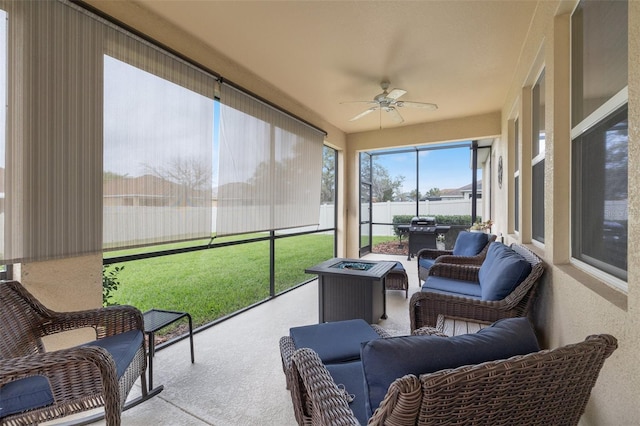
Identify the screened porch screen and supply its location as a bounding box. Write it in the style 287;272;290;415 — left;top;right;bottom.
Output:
102;51;215;250
217;83;324;236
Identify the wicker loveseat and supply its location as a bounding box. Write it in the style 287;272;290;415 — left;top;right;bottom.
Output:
0;280;158;426
286;319;617;425
410;242;544;331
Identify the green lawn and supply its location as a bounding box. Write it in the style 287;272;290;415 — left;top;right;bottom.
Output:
107;233;335;330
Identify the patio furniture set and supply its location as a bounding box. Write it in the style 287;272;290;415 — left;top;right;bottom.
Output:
280;234;618;425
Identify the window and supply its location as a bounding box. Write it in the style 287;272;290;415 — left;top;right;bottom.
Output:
571;0;628;287
572;106;627;281
531;70;545;244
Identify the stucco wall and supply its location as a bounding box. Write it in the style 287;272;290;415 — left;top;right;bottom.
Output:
497;1;640;424
16;254;103;349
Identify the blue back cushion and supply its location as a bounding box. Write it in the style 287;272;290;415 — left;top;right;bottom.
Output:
452;231;489;256
83;329;143;378
360;317;539;418
0;376;54;418
290;319;380;364
478;243;532;300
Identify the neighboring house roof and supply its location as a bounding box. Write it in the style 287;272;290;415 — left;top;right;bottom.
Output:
439;182;482;198
103;174;209;199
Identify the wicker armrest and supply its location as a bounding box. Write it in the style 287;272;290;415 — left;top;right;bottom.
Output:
43;305;145;339
416;248;452;260
0;346;122;412
411;326;449;337
427;263;481;281
370;323;394;338
279;335;297;382
290;348;360;426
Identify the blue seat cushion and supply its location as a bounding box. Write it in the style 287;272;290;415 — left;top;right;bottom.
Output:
418;257;436;270
478;243;532;301
360;317;540;418
0;376;54;419
422;276;482;298
452;231;489;256
290;319;381;364
326;361;367;425
83;329;143;379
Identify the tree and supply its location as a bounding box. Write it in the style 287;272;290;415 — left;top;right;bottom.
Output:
426;187;441;197
371;159;404;201
321;147;336;203
142;156;212;206
103;171;129;181
144;156;211;191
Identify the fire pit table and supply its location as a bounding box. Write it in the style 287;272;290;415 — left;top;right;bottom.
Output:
305;258;397;323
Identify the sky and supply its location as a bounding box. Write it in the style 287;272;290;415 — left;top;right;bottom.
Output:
372;144;480;194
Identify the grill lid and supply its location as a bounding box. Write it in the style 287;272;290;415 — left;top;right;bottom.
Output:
410;216;436;226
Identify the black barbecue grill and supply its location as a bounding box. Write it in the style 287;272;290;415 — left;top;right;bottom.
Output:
407;216;450;260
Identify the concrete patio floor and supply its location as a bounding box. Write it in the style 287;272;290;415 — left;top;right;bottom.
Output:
89;253;421;426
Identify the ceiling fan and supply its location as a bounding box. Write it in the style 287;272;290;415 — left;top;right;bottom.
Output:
343;80;438;126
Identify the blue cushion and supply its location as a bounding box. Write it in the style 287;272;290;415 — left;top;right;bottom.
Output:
422;276;482;298
0;376;54;418
418;257;436;270
83;330;143;379
452;231;489;256
478;243;532;301
290;319;381;364
326;361;367;425
360;317;539;418
392;261;405;272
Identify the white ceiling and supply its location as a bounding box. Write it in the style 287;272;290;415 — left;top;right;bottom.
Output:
132;1;539;134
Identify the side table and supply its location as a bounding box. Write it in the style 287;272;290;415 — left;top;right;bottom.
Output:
143;309;195;390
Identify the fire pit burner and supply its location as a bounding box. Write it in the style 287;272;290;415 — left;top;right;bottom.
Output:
332;261;375;271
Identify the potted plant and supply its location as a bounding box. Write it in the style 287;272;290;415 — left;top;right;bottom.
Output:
469;219;493;233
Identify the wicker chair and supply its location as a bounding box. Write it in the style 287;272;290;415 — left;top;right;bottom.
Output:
410;243;544;331
417;232;497;284
0;280;160;426
288;333;618;425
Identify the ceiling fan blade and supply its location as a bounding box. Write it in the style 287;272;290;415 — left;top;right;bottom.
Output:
396;100;438;110
349;106;379;121
386;88;407;100
340;100;378;105
385;107;404;124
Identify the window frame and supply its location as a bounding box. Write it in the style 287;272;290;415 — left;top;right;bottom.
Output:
531;69;546;245
570;0;628;291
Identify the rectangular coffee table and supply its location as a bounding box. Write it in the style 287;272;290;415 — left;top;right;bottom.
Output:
305;258;396;323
